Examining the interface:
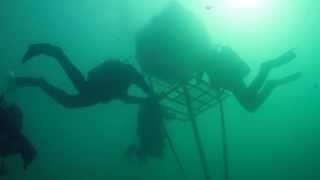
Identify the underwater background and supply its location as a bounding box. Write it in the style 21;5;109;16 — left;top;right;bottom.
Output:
0;0;319;179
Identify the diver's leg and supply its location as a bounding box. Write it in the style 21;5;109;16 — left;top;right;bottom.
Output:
232;85;258;112
256;72;302;104
14;134;37;170
15;77;95;108
247;64;270;94
263;49;296;69
233;73;302;112
134;76;153;97
248;49;297;93
22;44;87;93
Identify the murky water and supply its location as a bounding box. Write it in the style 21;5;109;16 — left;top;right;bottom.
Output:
0;0;319;179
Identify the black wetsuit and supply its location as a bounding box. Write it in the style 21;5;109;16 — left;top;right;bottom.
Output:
205;47;301;112
16;44;152;108
0;98;37;172
132;99;166;161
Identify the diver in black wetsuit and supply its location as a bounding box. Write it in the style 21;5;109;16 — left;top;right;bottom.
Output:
0;95;37;175
14;43;153;108
127;98;167;162
204;47;302;112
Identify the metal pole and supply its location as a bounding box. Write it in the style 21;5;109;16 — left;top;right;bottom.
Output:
183;87;210;180
219;99;229;180
163;124;188;180
148;76;188;180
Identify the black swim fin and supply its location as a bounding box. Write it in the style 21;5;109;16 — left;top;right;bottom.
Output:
22;43;62;64
262;49;297;70
274;49;297;66
268;72;302;88
16;135;37;170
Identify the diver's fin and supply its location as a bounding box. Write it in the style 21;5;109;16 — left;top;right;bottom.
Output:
275;49;297;65
22;43;62;63
263;49;297;70
14;77;45;88
268;72;302;87
17;135;37;170
22;44;45;63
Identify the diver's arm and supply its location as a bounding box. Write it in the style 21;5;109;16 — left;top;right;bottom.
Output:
133;74;154;96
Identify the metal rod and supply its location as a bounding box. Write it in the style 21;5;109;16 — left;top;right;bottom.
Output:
162;105;188;118
162;123;188;180
159;81;187;100
149;77;188;179
219;98;229;180
183;86;211;180
187;82;217;99
196;94;229;115
166;96;188;106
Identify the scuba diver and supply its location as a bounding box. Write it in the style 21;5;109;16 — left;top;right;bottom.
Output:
204;47;302;112
126;98;167;162
13;43;153;108
135;2;301;112
0;95;37;175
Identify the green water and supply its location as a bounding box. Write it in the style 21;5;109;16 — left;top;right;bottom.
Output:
0;0;319;179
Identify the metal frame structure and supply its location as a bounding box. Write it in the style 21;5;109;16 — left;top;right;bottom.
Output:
148;76;230;180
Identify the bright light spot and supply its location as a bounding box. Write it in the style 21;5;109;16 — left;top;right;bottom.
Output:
226;0;263;11
213;0;268;23
222;0;265;15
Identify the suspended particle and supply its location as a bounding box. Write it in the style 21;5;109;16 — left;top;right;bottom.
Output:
205;5;213;11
